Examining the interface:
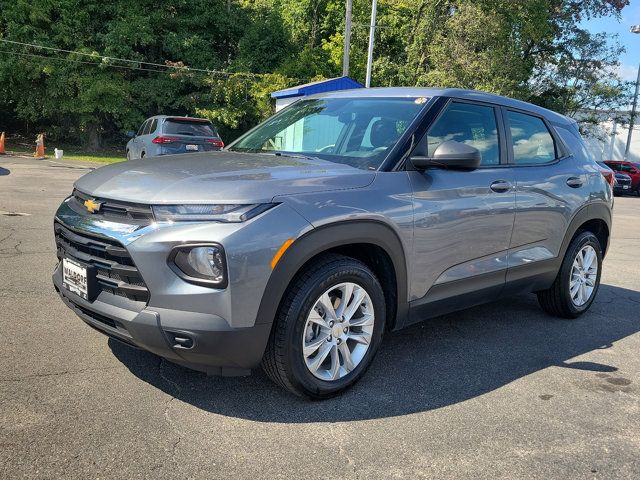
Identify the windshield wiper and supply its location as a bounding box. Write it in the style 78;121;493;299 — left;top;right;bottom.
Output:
273;151;322;162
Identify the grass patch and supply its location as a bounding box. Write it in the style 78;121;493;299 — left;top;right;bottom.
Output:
54;152;124;164
7;146;125;164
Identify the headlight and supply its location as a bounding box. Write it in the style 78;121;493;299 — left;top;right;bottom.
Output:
169;244;227;288
152;204;274;222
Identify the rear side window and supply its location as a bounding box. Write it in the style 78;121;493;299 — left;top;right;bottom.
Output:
137;120;149;136
147;119;158;135
164;119;216;137
507;111;556;164
142;119;155;135
555;126;591;162
427;102;500;165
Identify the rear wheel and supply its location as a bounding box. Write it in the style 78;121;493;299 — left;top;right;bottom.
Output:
537;231;602;318
262;254;386;398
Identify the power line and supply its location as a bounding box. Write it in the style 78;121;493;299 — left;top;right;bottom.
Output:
0;49;176;74
0;38;261;78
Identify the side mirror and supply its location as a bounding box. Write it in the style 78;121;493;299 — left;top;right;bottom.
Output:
125;130;136;138
411;140;481;170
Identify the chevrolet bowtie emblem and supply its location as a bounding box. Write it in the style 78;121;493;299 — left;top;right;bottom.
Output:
84;199;102;214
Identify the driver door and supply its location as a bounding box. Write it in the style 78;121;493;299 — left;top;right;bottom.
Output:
408;100;516;317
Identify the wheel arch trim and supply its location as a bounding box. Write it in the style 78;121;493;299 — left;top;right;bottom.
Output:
560;203;611;260
254;220;409;329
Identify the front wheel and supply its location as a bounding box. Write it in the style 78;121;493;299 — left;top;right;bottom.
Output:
262;254;386;398
537;231;602;318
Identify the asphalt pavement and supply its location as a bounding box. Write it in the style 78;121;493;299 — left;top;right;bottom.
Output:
1;155;639;479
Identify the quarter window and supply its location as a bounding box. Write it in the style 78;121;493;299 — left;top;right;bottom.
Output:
555;126;591;162
507;111;556;164
427;102;500;165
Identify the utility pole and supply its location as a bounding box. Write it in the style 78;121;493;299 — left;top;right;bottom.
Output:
625;25;640;160
342;0;352;77
624;62;640;160
365;0;378;88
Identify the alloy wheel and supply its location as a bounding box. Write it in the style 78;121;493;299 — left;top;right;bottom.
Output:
569;244;598;306
302;282;375;381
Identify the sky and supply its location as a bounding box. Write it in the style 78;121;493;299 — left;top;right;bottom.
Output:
580;0;640;81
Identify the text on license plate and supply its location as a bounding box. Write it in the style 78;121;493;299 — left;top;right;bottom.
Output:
62;258;89;299
186;144;198;151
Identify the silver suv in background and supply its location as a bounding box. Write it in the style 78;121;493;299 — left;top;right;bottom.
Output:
53;88;612;398
125;115;224;160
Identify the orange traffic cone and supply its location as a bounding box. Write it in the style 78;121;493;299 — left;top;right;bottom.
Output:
0;132;5;154
35;133;45;158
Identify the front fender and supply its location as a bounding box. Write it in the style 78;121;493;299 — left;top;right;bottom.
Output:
254;220;409;329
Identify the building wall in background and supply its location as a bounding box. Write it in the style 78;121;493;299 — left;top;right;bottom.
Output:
575;111;640;162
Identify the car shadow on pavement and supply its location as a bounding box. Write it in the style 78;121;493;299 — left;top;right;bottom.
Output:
109;284;640;422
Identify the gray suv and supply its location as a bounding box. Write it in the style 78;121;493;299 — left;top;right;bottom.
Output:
53;88;612;398
125;115;224;160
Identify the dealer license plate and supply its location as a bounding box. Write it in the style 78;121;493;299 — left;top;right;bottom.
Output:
62;258;89;299
186;144;198;151
623;185;630;189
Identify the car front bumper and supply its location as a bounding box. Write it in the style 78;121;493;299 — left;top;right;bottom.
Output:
52;196;312;375
53;270;271;375
614;184;633;194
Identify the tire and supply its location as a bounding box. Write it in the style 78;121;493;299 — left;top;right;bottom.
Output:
140;151;145;159
126;150;131;161
262;254;386;398
537;231;602;319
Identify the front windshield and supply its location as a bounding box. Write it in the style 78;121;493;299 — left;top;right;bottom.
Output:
228;97;428;170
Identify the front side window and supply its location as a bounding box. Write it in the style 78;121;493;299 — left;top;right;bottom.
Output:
229;97;427;170
426;102;500;165
507;111;556;164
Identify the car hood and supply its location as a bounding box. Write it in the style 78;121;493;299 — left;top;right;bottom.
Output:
74;151;375;204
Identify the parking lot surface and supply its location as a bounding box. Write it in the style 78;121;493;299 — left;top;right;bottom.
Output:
1;155;639;479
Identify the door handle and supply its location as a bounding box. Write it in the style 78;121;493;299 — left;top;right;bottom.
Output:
490;180;512;193
566;176;583;188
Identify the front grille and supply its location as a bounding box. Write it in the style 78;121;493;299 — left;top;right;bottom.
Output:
616;177;631;186
54;221;150;304
69;189;154;224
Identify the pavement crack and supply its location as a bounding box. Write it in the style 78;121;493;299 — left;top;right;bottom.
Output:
159;358;183;469
0;365;120;382
0;228;23;257
328;422;357;476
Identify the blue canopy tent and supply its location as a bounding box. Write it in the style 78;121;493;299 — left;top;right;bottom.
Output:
271;76;364;111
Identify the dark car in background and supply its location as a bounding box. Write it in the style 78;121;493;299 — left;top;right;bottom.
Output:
126;115;224;160
603;160;640;195
613;172;633;195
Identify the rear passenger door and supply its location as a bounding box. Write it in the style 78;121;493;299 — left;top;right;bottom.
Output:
408;100;515;307
138;118;157;158
130;120;149;159
504;109;590;288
